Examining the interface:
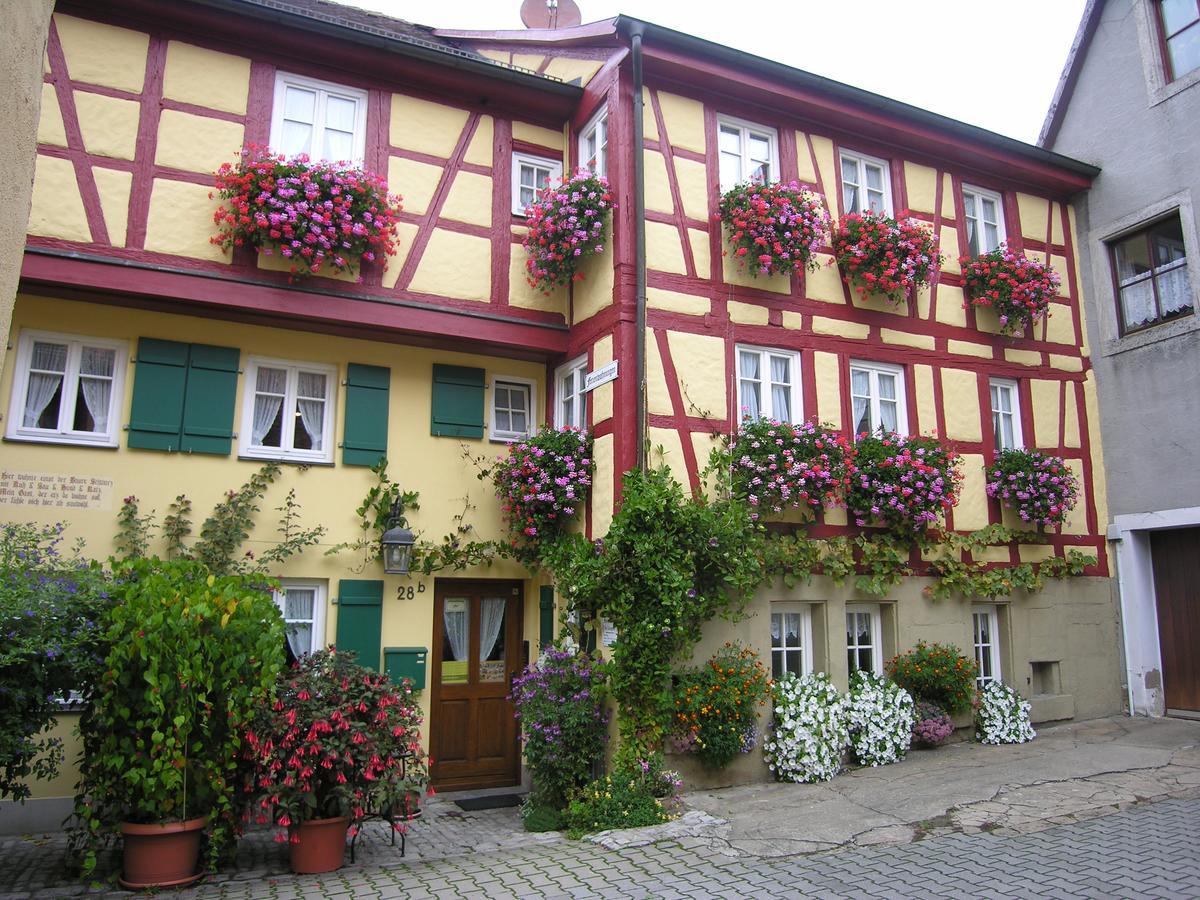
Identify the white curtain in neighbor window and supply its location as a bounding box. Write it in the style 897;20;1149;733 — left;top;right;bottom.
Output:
739;351;760;420
1158;264;1193;314
878;373;898;432
479;597;506;661
851;368;870;434
444;602;469;662
770;355;791;421
251;367;286;445
78;346;115;433
296;371;326;450
23;342;67;427
284;588;315;657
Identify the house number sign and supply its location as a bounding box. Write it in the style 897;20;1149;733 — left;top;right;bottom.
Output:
396;581;427;601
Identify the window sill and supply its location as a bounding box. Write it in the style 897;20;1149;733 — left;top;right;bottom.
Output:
490;433;534;444
1102;309;1200;357
3;434;119;449
237;452;335;467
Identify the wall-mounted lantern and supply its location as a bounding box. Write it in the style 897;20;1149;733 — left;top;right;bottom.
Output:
381;498;415;575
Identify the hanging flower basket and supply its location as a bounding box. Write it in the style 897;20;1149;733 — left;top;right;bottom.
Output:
523;170;613;293
490;426;593;544
718;180;829;277
832;210;942;303
729;417;853;520
846;433;961;536
985;448;1079;529
211;145;402;280
960;245;1061;335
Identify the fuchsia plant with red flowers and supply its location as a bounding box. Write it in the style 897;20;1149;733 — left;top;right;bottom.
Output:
523;170;613;293
961;244;1061;335
212;146;401;280
491;426;593;545
846;433;962;536
730;417;853;520
985;448;1079;529
832;210;942;303
243;648;428;841
719;180;829;277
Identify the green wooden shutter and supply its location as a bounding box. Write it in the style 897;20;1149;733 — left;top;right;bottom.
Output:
180;344;239;455
431;364;485;438
128;338;189;451
336;579;383;670
343;363;390;466
539;586;555;649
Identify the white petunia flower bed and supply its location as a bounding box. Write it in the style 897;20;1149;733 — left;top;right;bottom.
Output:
846;671;915;767
975;681;1036;745
764;672;848;783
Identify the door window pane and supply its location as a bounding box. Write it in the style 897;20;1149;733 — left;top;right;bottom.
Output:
479;597;507;682
442;597;470;684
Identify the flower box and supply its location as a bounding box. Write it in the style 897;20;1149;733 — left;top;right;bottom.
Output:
960;245;1061;335
832;210;941;304
718;180;829;278
523;170;613;293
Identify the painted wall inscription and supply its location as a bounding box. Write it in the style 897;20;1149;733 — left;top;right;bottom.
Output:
0;470;114;510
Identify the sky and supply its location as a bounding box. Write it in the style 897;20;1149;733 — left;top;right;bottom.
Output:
349;0;1087;145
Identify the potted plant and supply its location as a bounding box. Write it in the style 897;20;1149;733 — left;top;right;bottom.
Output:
69;558;285;887
490;426;593;549
522;170;613;292
244;648;428;875
728;417;853;521
211;145;402;281
718;180;829;277
669;643;770;769
960;244;1061;335
832;210;942;304
845;433;962;537
985;448;1080;530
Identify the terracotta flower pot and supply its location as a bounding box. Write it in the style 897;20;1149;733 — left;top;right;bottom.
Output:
289;815;350;874
118;816;206;889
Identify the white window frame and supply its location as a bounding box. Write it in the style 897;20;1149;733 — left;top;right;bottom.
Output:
839;150;893;216
716;115;778;192
770;602;814;680
274;580;327;658
490;375;537;442
239;357;337;464
554;354;588;429
972;603;1001;688
512;152;563;216
846;603;883;676
270;72;368;164
734;344;802;423
578;107;608;178
849;360;908;438
962;184;1007;257
5;330;127;447
989;378;1024;452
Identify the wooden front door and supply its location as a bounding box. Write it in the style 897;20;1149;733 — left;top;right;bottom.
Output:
1151;527;1200;713
430;581;523;790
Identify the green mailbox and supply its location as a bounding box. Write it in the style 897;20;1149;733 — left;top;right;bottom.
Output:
384;646;428;691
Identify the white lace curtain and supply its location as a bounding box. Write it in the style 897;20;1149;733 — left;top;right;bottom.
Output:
251;367;286;445
283;588;315;658
770;355;790;421
296;372;326;450
23;342;66;428
444;602;469;662
78;346;114;433
738;351;760;420
479;598;505;662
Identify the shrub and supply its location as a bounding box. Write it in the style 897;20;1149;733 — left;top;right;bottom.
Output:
729;418;853;520
976;681;1036;745
846;671;915;767
563;754;681;838
718;180;829;277
491;426;592;546
763;672;849;783
832;210;942;303
0;523;109;804
670;643;770;769
523;170;613;292
911;701;955;748
960;244;1061;335
986;448;1080;529
846;433;962;537
520;801;564;833
212;145;401;280
886;641;977;715
510;647;609;812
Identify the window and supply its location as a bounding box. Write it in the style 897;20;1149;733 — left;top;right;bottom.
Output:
275;581;327;660
989;378;1023;452
491;376;535;441
840;151;892;215
554;355;587;428
717;116;777;191
240;358;336;463
770;603;813;679
972;604;1001;689
270;73;367;163
1110;213;1194;334
6;331;127;446
962;185;1006;256
846;604;882;676
512;153;562;214
849;361;907;437
736;345;801;422
579;108;608;177
1158;0;1200;80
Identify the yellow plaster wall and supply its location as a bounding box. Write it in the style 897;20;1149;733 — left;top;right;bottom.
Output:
812;316;868;340
646;220;687;275
1030;379;1062;448
408;229;491;301
804;254;845;304
645;330;672;416
390;95;469;158
941;368;982;442
155;110;244;174
935;285;967;327
512;121;563;152
794;133;817;183
439;171;493;228
723;249;790;294
644;149;674;214
674;158;709;221
381;222;420;290
23;715;82;800
143;179;227;262
28;154;89;242
904;162;937;214
592;433;615;536
388;157;442;216
649;427;689;490
880;328;934;351
655;92;705;154
728;301;768;326
37;83;67;147
93;167;133;248
1045;305;1077;345
688;229;710;276
666;330;726;419
591;334;614;424
542;57;603;86
73;91;140;161
1016;192;1050;241
647;287;708;317
809;136;837;218
463;115;494;168
1063;382;1081;449
813;351;842;428
162;41;250;115
53;14;148;94
914;364;937;435
570;247;614;323
508;245;565;316
642;88;659;142
955;453;989;531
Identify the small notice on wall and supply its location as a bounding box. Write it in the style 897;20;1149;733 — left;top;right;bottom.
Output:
0;470;115;511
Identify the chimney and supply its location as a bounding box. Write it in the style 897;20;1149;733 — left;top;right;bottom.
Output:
520;0;582;29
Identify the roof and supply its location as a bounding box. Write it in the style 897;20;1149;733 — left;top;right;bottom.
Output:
1039;0;1104;148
